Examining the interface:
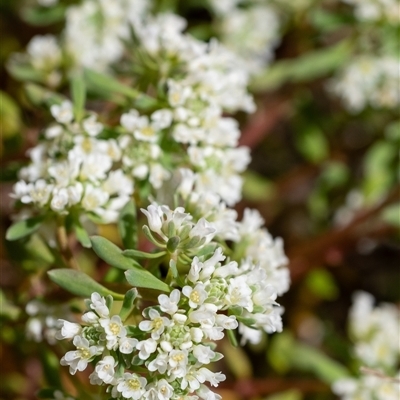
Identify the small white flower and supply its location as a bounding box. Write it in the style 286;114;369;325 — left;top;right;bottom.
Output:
51;101;74;124
139;309;171;339
82;114;103;136
158;289;181;315
136;338;158;360
119;337;139;354
89;292;109;318
95;355;116;384
116;372;147;399
100;315;127;350
141;205;164;236
55;319;81;340
50;188;69;212
60;335;100;375
182;284;208;309
193;345;216;364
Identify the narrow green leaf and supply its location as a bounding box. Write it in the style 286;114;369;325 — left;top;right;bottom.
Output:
21;5;67;26
71;74;86;122
84;68;148;100
119;288;138;321
7;61;45;83
6;216;45;241
252;39;352;91
118;200;138;249
24;83;65;106
48;269;124;299
40;349;62;388
226;329;238;347
91;235;141;270
123;249;166;259
125;269;170;293
74;221;91;248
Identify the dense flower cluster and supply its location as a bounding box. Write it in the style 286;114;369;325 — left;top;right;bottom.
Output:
329;56;400;112
11;101;133;223
57;203;287;399
332;291;400;400
208;0;281;73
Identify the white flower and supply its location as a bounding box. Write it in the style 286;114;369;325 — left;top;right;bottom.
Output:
27;34;62;71
50;101;74;124
60;335;100;375
95;355;116;384
141;205;164;236
99;315;127;350
55;319;81;340
225;276;253;312
182;284;208;309
148;352;169;374
121;109;140;131
158;289;181;315
151;109;173;130
81;185;109;212
50;188;69;212
116;373;147;399
89;292;109;318
139;309;171;339
136;338;158;360
119;336;139;354
82;115;103;136
193;345;216;364
145;379;174;400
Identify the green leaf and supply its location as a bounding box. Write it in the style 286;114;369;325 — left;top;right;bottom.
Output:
21;5;67;26
40;349;62;388
242;171;276;201
123;249;166;259
6;216;45;241
90;235;141;270
119;288;138;321
118;200;138;250
48;269;124;299
84;68;145;100
24;83;65;106
381;204;400;228
0;91;21;139
6;61;45;83
296;126;329;164
71;74;86;122
125;268;170;293
74;221;91;248
268;331;350;383
305;269;339;300
252;39;352;91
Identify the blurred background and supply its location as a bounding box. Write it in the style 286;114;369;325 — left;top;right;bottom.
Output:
1;0;399;399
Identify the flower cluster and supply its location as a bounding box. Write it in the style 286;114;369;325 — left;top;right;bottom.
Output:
58;201;286;399
329;56;400;112
342;0;399;23
11;100;133;224
208;0;282;73
332;291;400;400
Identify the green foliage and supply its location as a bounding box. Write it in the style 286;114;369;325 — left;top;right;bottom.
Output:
70;73;86;122
252;39;352;91
296;125;329;164
305;269;339;300
119;288;139;321
6;216;45;241
118;200;138;250
48;269;124;299
264;390;303;400
21;4;67;26
269;332;350;384
124;268;170;293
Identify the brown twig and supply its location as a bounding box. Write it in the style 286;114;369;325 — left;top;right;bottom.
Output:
288;186;400;282
239;97;290;149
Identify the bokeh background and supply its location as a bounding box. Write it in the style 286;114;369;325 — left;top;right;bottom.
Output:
1;0;399;399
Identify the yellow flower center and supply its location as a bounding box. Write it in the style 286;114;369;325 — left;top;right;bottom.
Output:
128;379;140;390
109;322;120;335
190;290;200;304
152;317;163;330
172;353;184;362
141;126;155;137
78;347;90;359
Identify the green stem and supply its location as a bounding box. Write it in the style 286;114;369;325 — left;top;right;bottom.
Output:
56;220;79;270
